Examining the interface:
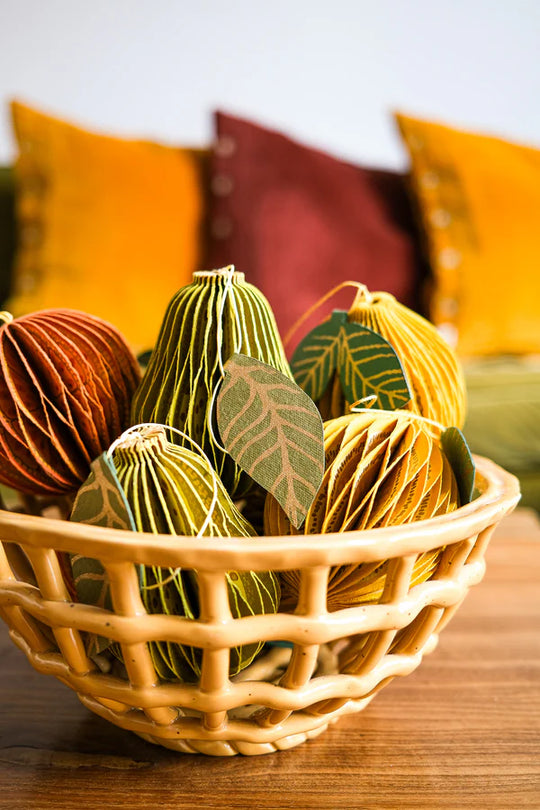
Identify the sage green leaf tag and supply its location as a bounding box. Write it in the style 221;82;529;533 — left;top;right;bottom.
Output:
70;453;137;656
441;427;476;505
290;310;346;400
70;453;136;531
291;310;411;410
217;354;325;529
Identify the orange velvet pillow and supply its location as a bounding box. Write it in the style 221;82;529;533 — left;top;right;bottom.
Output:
396;112;540;357
8;101;208;352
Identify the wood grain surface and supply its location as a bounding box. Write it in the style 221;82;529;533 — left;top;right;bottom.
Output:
0;510;539;810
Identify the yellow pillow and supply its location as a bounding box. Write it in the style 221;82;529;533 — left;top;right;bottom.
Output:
395;112;540;357
9;101;207;353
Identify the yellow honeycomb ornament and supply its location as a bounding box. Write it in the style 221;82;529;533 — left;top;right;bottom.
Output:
264;410;460;612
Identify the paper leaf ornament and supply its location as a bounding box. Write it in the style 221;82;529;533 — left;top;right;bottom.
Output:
291;310;411;412
217;354;325;529
441;427;476;505
339;322;411;411
69;452;136;656
289;312;344;401
70;452;136;531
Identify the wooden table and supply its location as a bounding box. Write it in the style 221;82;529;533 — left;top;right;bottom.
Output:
0;509;539;810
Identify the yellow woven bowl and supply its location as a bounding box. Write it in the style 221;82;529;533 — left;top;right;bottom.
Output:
0;456;519;756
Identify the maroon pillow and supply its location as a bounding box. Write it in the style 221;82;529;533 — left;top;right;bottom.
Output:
205;111;427;348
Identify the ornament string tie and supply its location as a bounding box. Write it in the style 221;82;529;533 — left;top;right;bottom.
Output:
208;265;242;454
349;395;378;410
216;264;243;377
283;280;372;350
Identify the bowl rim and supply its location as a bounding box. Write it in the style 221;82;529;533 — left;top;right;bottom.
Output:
0;455;520;571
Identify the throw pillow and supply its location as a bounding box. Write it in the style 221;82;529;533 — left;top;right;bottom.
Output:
8;100;208;352
396;112;540;357
205;111;427;347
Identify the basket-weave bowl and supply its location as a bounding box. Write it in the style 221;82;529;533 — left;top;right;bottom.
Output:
0;456;520;756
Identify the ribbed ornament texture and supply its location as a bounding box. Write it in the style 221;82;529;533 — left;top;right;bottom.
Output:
131;269;292;497
0;309;140;495
264;411;460;611
112;424;280;681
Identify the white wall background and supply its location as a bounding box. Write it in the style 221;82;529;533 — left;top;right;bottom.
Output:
0;0;539;168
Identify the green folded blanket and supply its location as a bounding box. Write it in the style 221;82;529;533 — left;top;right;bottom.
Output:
463;356;540;511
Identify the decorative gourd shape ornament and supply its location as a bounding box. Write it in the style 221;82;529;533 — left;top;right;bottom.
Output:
70;424;280;681
131;268;292;498
264;410;462;612
291;284;466;427
0;309;140;495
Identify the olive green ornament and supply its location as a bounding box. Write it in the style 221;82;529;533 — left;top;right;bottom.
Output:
131;267;292;498
70;423;280;681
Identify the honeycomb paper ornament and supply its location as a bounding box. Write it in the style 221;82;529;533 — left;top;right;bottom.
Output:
70;424;280;680
131;267;292;498
264;410;460;612
0;308;140;496
291;284;466;427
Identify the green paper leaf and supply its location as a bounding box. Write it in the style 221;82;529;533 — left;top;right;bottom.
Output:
290;310;347;401
69;453;137;656
70;453;137;531
339;322;411;411
441;427;476;505
291;310;411;411
217;354;325;529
